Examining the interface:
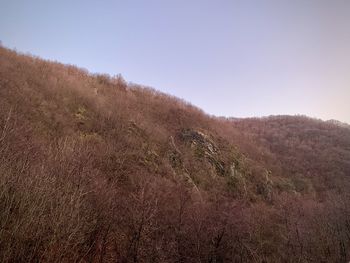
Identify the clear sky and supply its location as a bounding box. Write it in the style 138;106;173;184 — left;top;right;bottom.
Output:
0;0;349;123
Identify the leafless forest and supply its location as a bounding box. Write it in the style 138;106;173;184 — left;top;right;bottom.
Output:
1;46;350;262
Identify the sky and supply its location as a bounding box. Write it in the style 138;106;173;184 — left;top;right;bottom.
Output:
0;0;349;123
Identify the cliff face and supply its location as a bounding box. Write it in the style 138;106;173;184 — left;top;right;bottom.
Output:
1;46;350;262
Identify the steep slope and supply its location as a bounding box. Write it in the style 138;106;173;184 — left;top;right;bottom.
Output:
0;46;276;201
1;46;350;262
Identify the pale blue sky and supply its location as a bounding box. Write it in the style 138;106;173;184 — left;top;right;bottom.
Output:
0;0;349;123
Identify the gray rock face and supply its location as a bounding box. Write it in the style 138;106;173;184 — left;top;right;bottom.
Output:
180;129;226;176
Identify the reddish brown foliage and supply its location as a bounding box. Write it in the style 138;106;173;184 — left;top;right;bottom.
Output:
0;46;350;262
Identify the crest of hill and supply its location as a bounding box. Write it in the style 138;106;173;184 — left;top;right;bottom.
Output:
1;46;350;262
1;46;349;197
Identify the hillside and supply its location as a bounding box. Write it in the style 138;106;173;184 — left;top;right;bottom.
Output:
233;115;350;196
1;46;350;262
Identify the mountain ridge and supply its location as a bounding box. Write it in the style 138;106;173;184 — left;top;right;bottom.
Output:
1;46;350;262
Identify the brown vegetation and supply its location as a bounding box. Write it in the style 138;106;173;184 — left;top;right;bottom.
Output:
0;46;350;262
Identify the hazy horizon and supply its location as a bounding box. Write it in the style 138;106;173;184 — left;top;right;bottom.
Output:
1;0;349;123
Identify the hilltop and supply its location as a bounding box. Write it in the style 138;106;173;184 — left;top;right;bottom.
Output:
1;46;350;262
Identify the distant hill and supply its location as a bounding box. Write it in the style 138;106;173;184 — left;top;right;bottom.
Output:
326;119;350;129
1;46;349;262
232;115;350;195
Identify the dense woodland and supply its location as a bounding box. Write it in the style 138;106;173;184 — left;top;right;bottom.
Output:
0;46;350;262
